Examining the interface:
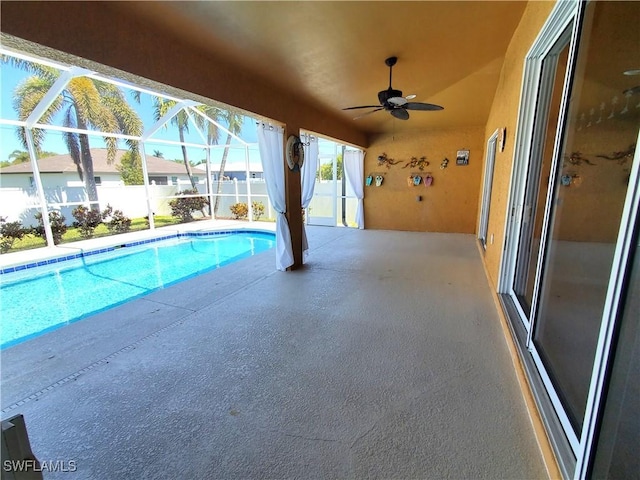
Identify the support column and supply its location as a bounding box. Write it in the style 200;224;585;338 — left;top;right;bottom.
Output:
284;127;303;270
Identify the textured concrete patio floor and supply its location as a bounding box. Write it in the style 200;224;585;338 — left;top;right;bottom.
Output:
1;226;546;479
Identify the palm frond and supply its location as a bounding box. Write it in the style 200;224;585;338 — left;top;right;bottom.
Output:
154;98;191;133
67;77;104;123
130;90;142;104
11;76;63;151
154;98;175;124
12;76;55;120
103;135;119;164
2;56;61;82
194;105;223;145
223;110;245;135
95;81;143;148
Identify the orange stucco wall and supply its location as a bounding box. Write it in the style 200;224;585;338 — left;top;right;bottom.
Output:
365;127;484;233
479;1;556;288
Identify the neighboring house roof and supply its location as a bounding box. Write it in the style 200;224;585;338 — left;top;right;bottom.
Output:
0;149;192;175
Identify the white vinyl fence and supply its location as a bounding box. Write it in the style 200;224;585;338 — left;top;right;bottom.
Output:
0;179;358;227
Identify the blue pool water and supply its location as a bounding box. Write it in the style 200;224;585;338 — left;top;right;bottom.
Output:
0;231;275;349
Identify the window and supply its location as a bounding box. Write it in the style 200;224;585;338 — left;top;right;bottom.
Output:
94;176;101;186
148;176;168;185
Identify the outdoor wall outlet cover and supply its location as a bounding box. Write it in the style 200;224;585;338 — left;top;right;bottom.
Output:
416;195;422;202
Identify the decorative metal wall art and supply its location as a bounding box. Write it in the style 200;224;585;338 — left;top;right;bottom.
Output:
377;153;402;168
403;156;430;170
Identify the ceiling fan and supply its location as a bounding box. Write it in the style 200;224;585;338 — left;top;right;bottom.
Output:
343;56;443;120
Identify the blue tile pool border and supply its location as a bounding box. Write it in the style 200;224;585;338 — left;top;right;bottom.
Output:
0;229;274;275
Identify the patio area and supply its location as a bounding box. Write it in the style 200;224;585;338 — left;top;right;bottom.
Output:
1;226;546;479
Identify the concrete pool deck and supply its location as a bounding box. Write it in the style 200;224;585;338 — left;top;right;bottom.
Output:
1;225;547;479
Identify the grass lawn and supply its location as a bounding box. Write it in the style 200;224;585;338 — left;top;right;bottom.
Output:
5;216;182;253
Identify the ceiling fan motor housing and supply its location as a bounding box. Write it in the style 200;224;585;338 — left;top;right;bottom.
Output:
378;88;403;106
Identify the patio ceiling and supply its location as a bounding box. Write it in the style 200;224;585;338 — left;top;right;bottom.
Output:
115;1;528;137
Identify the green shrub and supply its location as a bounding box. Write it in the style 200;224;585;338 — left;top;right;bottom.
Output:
102;204;132;234
72;205;103;238
33;211;68;245
0;216;26;253
252;201;265;220
169;189;209;222
230;202;248;220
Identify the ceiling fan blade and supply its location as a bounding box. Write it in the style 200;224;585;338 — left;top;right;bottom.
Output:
343;105;382;111
390;108;409;120
353;108;384;119
405;102;444;111
388;96;408;106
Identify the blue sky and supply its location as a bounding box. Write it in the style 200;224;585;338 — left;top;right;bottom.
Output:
0;58;259;164
0;54;343;168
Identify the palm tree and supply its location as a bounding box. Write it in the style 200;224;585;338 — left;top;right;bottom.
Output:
153;149;164;158
214;111;244;216
192;106;222;216
143;98;221;190
7;150;30;164
152;98;196;189
7;58;142;209
8;149;58;164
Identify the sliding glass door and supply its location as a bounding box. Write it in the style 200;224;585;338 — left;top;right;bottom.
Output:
501;1;640;474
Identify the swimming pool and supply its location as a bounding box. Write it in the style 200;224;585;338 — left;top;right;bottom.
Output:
0;230;275;349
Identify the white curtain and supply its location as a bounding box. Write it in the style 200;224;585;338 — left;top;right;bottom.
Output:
300;133;319;258
344;149;365;229
257;123;294;271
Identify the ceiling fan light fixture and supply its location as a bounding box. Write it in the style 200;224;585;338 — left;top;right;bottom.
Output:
388;97;408;106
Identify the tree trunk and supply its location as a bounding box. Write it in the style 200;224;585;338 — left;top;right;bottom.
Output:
213;133;233;217
179;128;196;190
78;131;99;212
